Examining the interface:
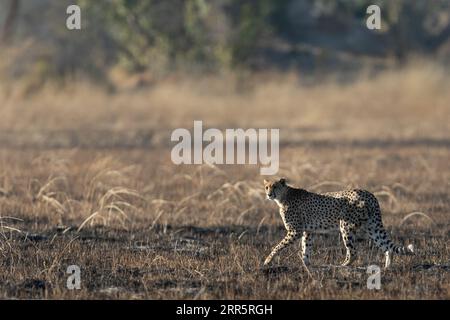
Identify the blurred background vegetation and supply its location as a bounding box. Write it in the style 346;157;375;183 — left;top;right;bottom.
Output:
1;0;449;91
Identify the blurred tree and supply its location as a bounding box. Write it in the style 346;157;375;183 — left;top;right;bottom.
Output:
79;0;228;74
226;0;276;68
1;0;449;85
1;0;20;44
381;0;450;63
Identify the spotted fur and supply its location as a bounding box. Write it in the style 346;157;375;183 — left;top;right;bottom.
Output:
263;178;414;268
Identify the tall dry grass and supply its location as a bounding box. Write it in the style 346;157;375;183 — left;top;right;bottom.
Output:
0;61;448;142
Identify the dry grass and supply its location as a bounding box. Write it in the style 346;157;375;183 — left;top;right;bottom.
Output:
0;63;449;299
0;61;449;140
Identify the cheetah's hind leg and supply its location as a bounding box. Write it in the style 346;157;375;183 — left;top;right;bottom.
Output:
301;231;312;265
340;220;357;266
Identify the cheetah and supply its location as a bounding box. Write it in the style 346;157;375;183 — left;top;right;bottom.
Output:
263;178;414;269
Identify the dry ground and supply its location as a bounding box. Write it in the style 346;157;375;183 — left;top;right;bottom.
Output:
0;63;449;299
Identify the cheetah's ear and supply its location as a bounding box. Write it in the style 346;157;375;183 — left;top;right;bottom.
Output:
279;178;287;185
263;179;270;185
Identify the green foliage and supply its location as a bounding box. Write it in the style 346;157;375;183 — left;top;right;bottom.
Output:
228;0;276;67
1;0;449;83
78;0;229;73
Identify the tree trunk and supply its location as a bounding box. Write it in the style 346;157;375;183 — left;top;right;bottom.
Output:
1;0;20;44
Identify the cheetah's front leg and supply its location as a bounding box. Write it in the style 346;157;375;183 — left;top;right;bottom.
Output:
264;231;299;266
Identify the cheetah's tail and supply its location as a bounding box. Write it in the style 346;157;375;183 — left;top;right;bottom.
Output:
392;243;415;255
367;196;415;256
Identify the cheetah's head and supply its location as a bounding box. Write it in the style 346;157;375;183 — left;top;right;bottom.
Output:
263;178;287;201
